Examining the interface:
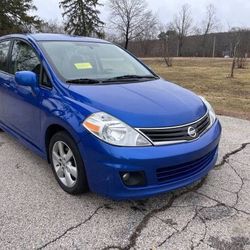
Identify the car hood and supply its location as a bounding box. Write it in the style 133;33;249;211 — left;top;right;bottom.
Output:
68;79;207;128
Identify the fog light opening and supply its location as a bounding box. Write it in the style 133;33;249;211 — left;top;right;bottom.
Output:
120;171;146;187
122;173;130;182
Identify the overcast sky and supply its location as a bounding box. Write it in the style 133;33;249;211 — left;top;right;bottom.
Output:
33;0;250;31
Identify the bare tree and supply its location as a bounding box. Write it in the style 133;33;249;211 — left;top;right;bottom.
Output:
108;0;157;49
133;17;159;56
104;32;120;43
229;28;249;78
230;39;240;78
200;4;218;56
171;4;192;56
236;30;249;68
158;29;175;67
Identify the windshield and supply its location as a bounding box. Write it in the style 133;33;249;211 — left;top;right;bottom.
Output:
39;41;156;83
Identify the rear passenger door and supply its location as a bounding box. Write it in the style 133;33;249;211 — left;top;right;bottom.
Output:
0;40;12;125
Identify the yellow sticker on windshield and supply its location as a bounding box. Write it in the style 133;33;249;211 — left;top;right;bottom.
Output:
74;62;93;70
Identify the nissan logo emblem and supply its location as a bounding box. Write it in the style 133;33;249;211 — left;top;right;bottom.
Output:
188;126;197;138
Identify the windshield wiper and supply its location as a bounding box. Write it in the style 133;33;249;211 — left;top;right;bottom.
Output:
66;78;101;84
103;75;158;83
66;75;158;84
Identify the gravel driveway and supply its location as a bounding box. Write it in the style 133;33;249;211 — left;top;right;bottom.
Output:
0;116;250;250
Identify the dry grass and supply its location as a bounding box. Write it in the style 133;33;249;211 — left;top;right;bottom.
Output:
142;57;250;121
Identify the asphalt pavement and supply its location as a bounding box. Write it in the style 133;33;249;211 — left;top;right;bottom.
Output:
0;116;250;250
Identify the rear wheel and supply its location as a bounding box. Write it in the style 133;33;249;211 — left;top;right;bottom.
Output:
49;131;88;194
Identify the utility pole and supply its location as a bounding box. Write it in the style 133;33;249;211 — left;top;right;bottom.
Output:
212;35;216;57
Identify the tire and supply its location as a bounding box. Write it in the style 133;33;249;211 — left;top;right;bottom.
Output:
49;131;88;195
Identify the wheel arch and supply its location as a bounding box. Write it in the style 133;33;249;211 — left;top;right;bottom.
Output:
45;124;78;163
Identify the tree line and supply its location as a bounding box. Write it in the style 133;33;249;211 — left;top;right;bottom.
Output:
0;0;249;64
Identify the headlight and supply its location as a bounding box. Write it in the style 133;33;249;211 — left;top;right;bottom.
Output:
199;96;216;125
83;112;152;146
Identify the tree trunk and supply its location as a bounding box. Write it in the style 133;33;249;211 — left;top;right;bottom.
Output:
230;42;239;78
230;58;236;78
124;22;130;49
163;38;172;67
124;38;129;49
178;39;183;57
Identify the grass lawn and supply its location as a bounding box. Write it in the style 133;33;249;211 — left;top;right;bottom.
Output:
142;58;250;121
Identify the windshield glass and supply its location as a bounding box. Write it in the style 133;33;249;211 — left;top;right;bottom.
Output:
39;41;155;83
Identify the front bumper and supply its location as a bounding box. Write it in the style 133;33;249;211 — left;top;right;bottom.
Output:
78;120;222;200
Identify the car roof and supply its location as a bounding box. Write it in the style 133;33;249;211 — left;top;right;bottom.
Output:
0;33;110;43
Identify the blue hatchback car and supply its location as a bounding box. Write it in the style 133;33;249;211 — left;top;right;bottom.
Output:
0;34;221;200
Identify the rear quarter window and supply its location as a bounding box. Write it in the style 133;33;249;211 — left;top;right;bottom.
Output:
0;40;10;72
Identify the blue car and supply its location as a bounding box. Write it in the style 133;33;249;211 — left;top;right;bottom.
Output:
0;34;221;200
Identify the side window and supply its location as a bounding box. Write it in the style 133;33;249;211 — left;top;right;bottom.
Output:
0;40;10;72
10;40;41;76
40;68;52;88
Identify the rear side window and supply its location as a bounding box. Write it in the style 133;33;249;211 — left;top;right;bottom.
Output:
0;40;10;72
10;40;41;75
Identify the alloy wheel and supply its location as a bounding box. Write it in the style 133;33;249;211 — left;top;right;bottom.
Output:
52;141;78;188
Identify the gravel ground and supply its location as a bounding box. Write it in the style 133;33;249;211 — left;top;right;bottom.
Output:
0;116;249;250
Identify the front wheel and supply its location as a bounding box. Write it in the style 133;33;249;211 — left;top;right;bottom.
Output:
49;131;88;195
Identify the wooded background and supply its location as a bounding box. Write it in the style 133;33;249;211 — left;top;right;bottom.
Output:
128;31;250;58
0;0;249;61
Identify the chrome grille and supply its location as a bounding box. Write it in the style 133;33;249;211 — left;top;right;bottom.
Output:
139;112;210;145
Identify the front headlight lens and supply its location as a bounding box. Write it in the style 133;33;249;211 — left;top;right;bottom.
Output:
83;112;152;146
199;96;216;125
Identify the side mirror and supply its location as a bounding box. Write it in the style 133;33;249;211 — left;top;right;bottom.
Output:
15;71;38;87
